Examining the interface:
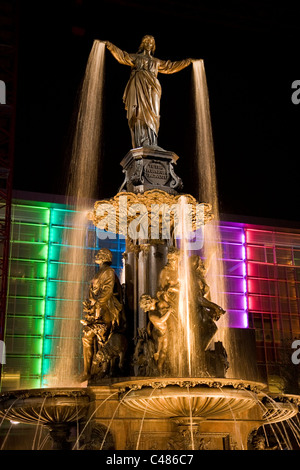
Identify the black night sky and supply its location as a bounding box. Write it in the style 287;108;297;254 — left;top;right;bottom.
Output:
13;0;300;224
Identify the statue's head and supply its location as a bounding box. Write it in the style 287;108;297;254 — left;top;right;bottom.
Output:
95;248;113;265
166;247;179;268
138;35;156;55
140;294;156;312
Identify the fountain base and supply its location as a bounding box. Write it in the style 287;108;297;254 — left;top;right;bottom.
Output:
0;380;299;449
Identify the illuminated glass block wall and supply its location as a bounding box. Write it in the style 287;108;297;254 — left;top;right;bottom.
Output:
245;227;300;383
1;200;125;391
4;203;50;390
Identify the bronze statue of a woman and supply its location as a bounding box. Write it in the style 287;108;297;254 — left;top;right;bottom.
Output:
101;35;195;148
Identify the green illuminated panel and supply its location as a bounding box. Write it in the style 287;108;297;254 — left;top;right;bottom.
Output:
8;279;46;298
9;258;48;279
50;225;86;245
49;244;79;263
10;222;49;244
10;242;49;261
4;316;44;336
6;357;42;376
51;208;78;226
1;203;50;391
6;297;45;316
5;336;44;355
47;280;87;301
12;204;51;224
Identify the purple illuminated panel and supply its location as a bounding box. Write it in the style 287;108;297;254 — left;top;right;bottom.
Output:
219;223;249;329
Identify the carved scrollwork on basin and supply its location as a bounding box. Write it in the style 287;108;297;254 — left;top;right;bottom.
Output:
114;377;267;394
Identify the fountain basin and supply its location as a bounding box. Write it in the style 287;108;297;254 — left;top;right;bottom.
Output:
114;378;266;420
0;387;92;426
261;394;300;424
0;387;93;449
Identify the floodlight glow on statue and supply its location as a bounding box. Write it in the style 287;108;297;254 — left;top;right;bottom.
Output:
101;35;195;148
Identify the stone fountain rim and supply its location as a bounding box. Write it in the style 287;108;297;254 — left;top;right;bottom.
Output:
121;386;259;402
111;377;268;394
262;392;300;405
0;387;93;406
114;377;263;420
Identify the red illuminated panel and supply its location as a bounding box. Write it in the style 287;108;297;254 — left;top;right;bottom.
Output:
247;263;276;279
248;279;276;296
248;294;277;313
246;229;274;245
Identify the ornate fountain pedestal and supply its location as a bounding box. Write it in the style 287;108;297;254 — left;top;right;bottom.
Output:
119;147;183;194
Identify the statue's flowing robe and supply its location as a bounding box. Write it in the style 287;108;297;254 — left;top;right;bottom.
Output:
106;42;192;145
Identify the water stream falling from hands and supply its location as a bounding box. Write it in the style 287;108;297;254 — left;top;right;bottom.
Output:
166;62;227;378
177;197;194;377
47;40;106;387
192;60;227;316
192;60;229;360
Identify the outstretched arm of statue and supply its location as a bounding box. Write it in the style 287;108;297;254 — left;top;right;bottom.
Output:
100;40;134;67
158;57;197;74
